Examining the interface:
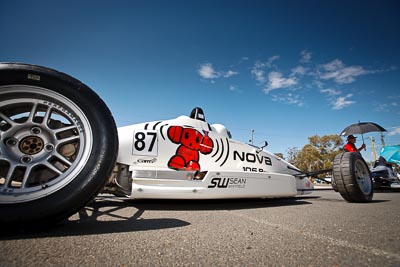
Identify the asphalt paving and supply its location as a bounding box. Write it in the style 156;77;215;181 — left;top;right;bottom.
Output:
1;189;400;266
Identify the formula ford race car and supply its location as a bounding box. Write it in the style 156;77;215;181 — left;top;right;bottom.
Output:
370;158;400;190
0;63;374;225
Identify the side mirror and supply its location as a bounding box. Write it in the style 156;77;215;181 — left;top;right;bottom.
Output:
256;141;268;153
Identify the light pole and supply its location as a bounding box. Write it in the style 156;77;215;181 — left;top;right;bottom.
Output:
250;129;254;145
370;136;377;161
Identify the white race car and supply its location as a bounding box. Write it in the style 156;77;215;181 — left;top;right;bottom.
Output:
0;63;374;225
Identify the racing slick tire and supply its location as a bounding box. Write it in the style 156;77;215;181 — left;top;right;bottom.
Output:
0;63;118;226
333;152;373;203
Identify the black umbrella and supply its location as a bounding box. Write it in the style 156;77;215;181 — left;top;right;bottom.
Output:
340;122;386;136
340;122;386;148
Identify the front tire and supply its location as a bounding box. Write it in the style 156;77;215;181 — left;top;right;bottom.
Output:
0;63;118;225
333;152;373;202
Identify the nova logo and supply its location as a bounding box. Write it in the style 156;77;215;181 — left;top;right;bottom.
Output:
233;151;272;166
208;177;247;188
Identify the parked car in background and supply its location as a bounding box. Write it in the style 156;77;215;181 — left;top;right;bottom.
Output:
370;157;400;190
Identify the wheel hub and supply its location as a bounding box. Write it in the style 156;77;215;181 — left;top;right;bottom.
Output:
19;136;45;155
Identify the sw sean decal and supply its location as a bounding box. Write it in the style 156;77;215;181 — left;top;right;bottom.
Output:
208;177;247;189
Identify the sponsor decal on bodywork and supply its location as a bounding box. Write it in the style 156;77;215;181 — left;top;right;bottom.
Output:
136;158;157;164
132;130;158;156
167;126;214;171
211;138;230;167
233;151;272;166
208;177;247;189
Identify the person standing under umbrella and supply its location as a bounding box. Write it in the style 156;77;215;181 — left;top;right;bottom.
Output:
340;121;386;153
343;135;366;152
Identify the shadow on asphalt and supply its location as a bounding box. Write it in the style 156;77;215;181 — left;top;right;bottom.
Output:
0;197;190;240
0;195;314;239
374;189;400;193
129;195;316;211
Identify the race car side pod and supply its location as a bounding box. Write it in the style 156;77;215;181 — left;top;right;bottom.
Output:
287;166;333;184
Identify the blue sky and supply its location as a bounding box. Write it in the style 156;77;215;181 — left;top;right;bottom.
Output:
1;0;400;161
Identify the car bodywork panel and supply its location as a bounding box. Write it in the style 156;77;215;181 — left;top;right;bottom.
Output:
114;113;313;199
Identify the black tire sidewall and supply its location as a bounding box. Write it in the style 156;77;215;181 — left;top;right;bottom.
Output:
0;63;118;224
333;152;373;202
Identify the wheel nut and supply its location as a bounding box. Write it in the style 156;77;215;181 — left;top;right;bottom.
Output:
45;144;54;152
31;127;41;135
21;156;32;164
6;138;17;146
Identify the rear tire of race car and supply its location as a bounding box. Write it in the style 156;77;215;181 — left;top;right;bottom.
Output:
333;152;373;202
0;63;118;226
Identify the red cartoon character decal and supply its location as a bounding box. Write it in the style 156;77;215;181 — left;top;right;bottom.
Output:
167;126;213;171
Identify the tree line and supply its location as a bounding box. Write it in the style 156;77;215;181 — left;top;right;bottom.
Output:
285;135;343;175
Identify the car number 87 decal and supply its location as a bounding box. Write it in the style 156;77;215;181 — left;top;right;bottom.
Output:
132;130;158;156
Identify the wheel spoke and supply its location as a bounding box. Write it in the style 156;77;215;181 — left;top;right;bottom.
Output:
3;163;16;188
0;111;15;127
57;135;80;145
42;105;52;127
20;165;34;188
54;125;78;134
44;161;64;176
2;163;29;189
53;152;73;167
27;103;39;123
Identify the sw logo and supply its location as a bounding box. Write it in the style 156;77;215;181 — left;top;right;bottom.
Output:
208;177;247;188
